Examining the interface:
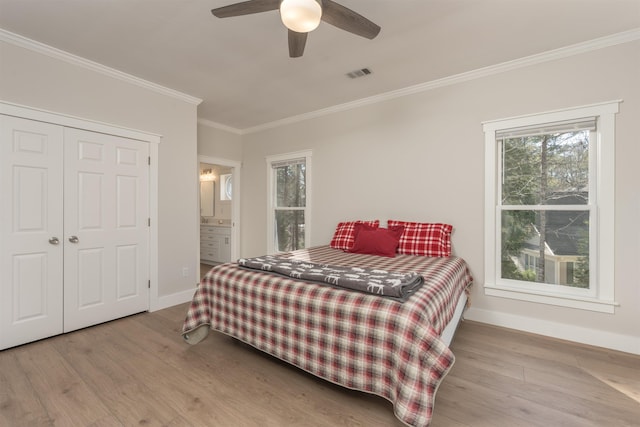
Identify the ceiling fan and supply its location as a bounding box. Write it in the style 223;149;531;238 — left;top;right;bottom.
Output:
211;0;381;58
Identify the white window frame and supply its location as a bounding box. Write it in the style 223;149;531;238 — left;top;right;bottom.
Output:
482;101;620;313
266;150;312;254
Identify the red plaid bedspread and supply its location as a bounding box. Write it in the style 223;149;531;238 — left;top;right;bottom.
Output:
182;246;473;426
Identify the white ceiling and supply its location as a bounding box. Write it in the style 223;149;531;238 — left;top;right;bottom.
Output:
1;0;639;131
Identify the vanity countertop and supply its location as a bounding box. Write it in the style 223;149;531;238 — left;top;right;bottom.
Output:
201;222;231;228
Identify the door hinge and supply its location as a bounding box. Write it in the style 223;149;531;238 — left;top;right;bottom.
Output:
148;156;151;165
148;218;151;227
148;280;151;289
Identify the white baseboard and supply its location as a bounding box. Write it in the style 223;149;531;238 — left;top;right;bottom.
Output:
464;307;640;355
150;288;196;312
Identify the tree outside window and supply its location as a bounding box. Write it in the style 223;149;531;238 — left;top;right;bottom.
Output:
500;128;590;288
267;151;312;254
274;161;306;251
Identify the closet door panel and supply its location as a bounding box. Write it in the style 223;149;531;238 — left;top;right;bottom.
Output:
77;247;106;307
63;128;149;333
0;115;64;350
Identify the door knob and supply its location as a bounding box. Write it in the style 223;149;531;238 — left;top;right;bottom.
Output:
68;236;79;243
49;237;60;245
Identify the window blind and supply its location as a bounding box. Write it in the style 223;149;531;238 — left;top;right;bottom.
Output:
271;157;306;169
496;117;596;139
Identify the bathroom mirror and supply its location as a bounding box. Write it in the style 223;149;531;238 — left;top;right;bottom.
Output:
200;180;214;217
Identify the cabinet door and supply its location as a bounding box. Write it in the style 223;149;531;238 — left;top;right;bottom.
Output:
200;232;220;263
220;232;231;263
63;128;149;333
0;115;64;350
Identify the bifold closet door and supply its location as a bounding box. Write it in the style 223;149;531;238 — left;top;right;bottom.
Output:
63;128;150;333
0;115;64;350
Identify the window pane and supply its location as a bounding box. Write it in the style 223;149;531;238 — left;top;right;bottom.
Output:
501;131;589;205
276;163;306;207
275;210;305;252
501;209;589;288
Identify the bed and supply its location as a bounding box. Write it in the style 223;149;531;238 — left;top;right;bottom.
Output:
182;241;473;427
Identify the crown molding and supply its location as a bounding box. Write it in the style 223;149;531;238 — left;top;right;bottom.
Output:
0;28;202;106
243;28;640;134
197;118;242;135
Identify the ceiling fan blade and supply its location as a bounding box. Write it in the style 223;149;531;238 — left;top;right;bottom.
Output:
288;30;308;58
211;0;280;18
321;0;381;39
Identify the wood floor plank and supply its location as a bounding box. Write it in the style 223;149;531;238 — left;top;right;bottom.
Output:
574;349;640;405
92;321;252;426
449;347;525;381
435;381;558;427
440;359;599;427
50;323;182;426
451;327;596;389
451;323;578;369
1;305;639;427
523;362;640;414
449;321;640;426
0;350;52;426
11;338;112;425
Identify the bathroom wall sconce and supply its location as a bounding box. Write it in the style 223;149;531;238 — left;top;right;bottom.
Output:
200;168;215;182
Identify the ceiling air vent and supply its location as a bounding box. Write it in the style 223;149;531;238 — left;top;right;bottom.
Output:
346;68;372;79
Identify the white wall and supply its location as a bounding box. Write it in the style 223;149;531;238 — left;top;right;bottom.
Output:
240;40;640;354
197;122;243;160
0;39;200;305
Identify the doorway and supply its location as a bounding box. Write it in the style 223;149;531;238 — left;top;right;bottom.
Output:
198;155;241;273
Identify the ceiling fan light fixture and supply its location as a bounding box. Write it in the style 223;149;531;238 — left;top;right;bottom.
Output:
280;0;322;33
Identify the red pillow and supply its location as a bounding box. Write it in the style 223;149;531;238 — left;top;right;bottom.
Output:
387;220;453;257
329;220;380;250
349;226;404;257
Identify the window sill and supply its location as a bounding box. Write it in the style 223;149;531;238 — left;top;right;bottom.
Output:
484;284;618;314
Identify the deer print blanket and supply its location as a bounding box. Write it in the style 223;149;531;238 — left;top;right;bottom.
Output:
238;255;424;301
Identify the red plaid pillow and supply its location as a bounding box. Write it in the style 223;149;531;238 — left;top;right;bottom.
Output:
387;220;453;257
329;220;380;250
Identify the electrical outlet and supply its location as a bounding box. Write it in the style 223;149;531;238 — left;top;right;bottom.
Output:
182;267;189;277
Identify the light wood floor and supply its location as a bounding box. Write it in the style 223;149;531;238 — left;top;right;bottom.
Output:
201;263;218;280
1;304;639;426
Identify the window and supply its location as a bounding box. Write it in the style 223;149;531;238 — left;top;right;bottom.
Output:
220;174;232;201
483;101;619;313
266;150;312;253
